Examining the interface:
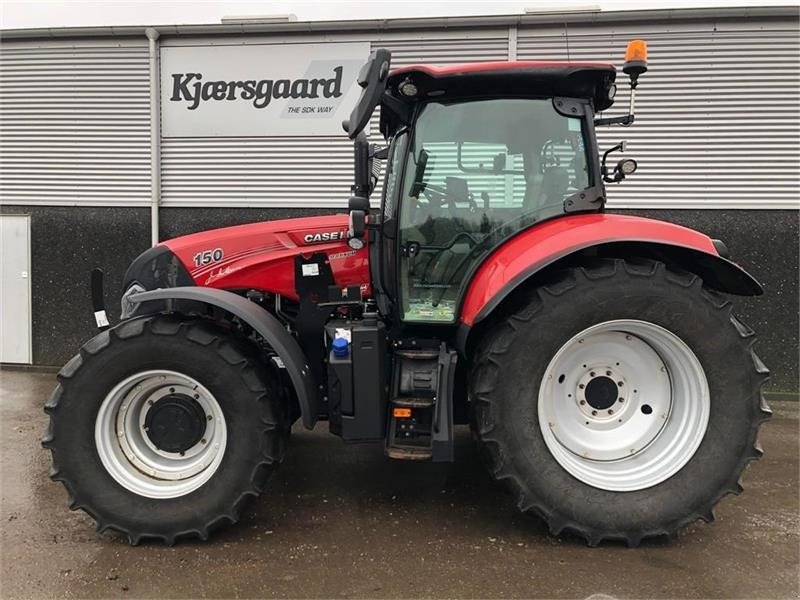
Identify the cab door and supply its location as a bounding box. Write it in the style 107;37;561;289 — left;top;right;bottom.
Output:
394;98;592;324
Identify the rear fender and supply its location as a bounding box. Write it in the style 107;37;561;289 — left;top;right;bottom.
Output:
129;287;318;429
459;213;762;330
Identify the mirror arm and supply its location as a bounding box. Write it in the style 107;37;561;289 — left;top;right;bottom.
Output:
594;74;640;127
594;114;635;127
371;146;389;161
351;131;371;197
601;142;623;182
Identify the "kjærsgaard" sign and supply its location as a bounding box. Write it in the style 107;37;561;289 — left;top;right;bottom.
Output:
160;42;368;137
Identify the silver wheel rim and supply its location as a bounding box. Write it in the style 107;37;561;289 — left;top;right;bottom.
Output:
538;320;709;492
95;370;227;499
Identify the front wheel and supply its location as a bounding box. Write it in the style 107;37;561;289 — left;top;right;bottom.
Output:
470;259;770;546
43;315;288;544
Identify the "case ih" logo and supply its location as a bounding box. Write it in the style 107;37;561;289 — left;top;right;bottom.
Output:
303;230;348;244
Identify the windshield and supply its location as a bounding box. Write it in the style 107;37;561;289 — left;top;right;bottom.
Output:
397;98;591;322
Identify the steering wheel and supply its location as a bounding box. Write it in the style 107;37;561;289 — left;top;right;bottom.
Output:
433;230;483;250
412;230;483;289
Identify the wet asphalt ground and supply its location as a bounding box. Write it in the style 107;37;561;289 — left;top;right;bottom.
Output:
1;370;798;599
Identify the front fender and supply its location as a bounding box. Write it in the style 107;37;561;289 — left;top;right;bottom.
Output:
459;213;762;328
129;286;318;429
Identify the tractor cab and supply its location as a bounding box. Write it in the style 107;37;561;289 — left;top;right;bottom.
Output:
344;53;626;325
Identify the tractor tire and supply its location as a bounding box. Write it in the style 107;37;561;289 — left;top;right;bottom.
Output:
469;259;770;546
42;314;289;545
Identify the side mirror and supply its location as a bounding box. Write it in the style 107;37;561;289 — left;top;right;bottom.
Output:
347;132;371;249
344;48;391;140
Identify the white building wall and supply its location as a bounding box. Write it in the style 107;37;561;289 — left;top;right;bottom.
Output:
0;39;151;206
1;11;798;210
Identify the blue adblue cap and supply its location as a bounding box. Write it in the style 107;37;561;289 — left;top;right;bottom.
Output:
332;337;349;358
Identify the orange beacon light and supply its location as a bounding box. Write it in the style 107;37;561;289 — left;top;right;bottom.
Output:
623;39;648;86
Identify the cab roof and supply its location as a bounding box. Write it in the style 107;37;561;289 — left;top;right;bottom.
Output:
380;61;617;137
388;61;616;107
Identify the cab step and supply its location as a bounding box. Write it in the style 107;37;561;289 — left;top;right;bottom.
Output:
385;343;457;462
395;349;439;359
387;447;432;460
392;397;435;408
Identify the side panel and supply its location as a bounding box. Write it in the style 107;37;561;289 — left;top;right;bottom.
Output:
160;214;371;299
459;213;756;327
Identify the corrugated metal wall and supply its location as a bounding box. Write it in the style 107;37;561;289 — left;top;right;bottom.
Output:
1;14;798;210
517;19;800;209
0;40;151;206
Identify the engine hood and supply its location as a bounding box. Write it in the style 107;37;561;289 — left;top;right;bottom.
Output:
126;213;371;301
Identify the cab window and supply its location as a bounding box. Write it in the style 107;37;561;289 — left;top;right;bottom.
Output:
397;98;590;322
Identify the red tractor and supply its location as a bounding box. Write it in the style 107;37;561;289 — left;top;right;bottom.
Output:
44;41;770;546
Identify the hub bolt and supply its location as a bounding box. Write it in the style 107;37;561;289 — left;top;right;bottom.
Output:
591;410;598;416
579;400;586;405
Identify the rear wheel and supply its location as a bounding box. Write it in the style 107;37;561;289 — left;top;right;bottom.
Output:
43;315;289;544
469;259;770;546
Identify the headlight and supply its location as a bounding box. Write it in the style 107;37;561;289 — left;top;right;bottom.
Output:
619;158;638;176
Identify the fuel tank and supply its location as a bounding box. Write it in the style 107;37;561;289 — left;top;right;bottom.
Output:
160;214;371;300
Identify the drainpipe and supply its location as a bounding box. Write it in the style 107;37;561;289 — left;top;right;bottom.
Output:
145;28;161;246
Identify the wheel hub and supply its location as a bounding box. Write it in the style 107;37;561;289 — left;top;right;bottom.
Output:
144;394;207;454
584;375;620;411
576;366;628;421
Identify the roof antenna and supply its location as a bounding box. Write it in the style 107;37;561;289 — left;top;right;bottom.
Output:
564;21;571;61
